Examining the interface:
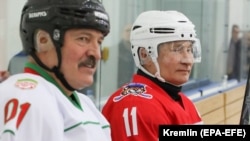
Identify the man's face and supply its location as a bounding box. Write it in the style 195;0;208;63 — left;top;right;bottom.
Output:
157;41;194;85
60;28;103;89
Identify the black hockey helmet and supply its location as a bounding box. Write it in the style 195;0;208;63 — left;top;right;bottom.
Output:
20;0;110;54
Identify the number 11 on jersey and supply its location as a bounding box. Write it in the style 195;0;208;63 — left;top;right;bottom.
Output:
123;107;138;137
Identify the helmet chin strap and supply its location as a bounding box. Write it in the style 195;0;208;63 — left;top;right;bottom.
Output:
51;66;75;91
152;57;165;82
138;56;167;82
52;46;76;91
31;46;76;91
152;57;183;87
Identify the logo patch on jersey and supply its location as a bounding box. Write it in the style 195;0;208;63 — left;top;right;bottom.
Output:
15;78;38;89
113;83;153;102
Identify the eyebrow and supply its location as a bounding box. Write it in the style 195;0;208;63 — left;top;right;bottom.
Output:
77;31;104;40
174;41;192;47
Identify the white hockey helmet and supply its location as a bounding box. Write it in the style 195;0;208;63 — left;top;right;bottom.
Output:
130;10;201;82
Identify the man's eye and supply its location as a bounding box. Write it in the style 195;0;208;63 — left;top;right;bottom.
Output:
187;48;193;53
98;40;103;46
172;46;194;53
173;46;183;52
79;37;87;41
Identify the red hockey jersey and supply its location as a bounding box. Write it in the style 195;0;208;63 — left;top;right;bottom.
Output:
102;74;203;141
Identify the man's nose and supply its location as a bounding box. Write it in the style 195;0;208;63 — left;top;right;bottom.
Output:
87;42;101;60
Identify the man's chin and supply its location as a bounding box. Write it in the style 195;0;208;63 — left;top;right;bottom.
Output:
79;81;93;89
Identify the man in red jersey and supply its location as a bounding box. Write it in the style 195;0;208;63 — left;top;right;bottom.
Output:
102;10;203;141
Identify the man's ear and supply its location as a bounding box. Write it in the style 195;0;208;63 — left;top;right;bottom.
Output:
139;48;148;59
35;30;53;52
139;47;150;65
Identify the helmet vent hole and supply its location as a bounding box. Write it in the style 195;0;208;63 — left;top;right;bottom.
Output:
181;34;184;37
178;21;187;23
132;26;141;30
150;28;174;34
59;8;87;19
190;34;193;37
